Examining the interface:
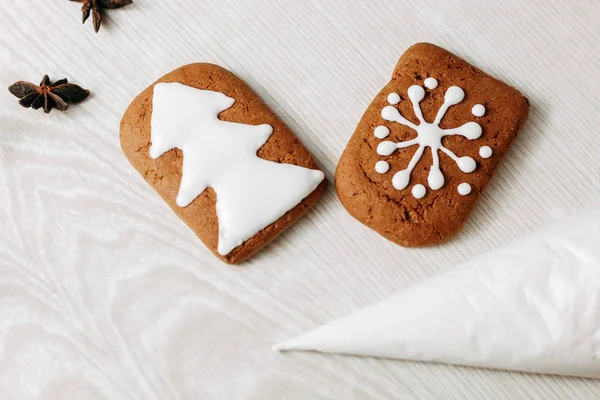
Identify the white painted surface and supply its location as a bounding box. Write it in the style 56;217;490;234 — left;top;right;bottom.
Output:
0;1;599;399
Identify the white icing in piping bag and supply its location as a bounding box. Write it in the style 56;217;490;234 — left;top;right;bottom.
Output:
274;205;600;379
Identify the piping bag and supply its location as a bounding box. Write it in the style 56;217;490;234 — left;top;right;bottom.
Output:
274;206;600;379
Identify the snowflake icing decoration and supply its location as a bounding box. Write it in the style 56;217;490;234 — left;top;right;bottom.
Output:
375;78;484;197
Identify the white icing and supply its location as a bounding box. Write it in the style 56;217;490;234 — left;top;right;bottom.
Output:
376;141;399;156
411;184;426;199
274;206;600;379
457;182;471;195
379;85;482;191
375;160;389;174
472;104;486;117
387;92;401;105
479;145;492;158
374;125;390;139
150;83;324;256
424;77;438;89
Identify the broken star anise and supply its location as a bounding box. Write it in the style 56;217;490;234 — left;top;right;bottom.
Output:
8;75;90;114
70;0;133;33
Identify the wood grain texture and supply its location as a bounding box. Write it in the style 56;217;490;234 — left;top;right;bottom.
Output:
1;0;600;399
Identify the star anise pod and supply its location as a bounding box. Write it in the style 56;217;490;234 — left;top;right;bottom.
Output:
8;75;90;114
70;0;133;33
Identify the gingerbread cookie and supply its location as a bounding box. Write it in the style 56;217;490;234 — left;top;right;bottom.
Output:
336;43;529;247
120;64;326;264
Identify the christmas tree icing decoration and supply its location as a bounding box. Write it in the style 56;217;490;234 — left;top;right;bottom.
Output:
376;78;483;197
150;83;324;256
274;206;600;379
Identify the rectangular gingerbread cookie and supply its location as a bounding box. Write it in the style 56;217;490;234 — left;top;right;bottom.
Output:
336;43;529;246
120;64;326;264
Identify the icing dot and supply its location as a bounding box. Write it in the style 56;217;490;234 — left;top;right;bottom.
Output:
444;86;465;105
392;169;410;190
427;166;444;190
408;85;425;103
412;184;427;199
457;156;476;173
479;146;493;159
387;92;401;105
382;106;401;121
424;77;438;89
460;122;483;140
374;125;390;139
458;183;472;196
377;141;397;156
375;161;390;174
472;104;486;117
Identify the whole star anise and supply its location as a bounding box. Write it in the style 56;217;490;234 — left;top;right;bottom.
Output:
8;75;90;114
70;0;133;33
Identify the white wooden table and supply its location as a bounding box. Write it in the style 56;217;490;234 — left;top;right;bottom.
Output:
1;1;600;398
